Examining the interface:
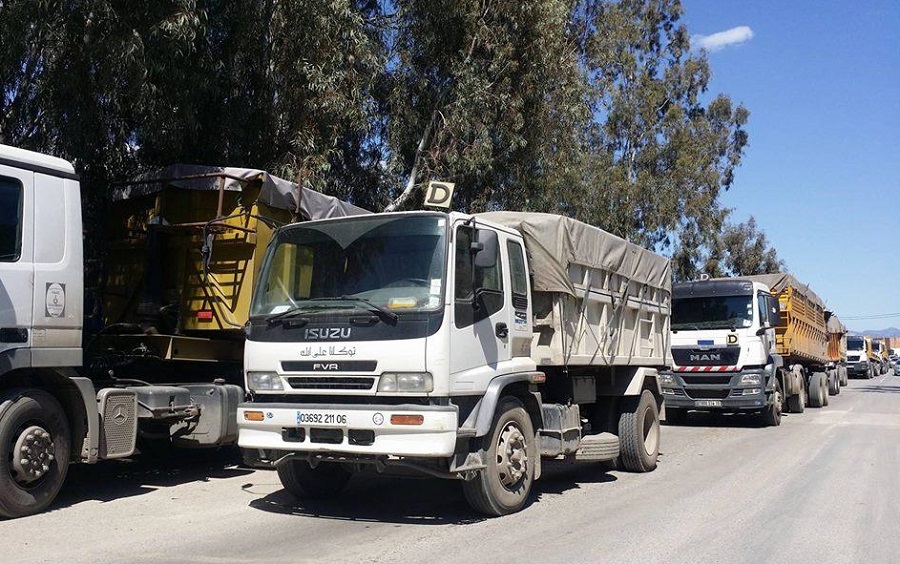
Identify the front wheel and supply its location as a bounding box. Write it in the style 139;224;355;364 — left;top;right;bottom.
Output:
462;397;536;516
276;459;352;500
0;388;71;519
761;380;783;427
617;390;660;472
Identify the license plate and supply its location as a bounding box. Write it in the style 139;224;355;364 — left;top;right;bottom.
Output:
296;411;348;426
695;400;722;407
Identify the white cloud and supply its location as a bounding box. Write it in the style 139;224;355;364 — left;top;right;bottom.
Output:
693;26;754;52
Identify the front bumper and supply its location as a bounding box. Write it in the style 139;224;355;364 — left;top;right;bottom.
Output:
846;361;869;375
661;370;769;411
237;402;459;457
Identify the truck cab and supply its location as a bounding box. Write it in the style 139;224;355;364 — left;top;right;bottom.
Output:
660;279;784;424
846;336;873;378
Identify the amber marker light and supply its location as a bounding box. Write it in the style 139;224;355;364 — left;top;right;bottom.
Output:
390;414;424;425
243;411;266;422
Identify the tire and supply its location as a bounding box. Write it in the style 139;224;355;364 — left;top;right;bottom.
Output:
761;380;783;427
786;378;805;414
276;459;351;500
829;370;840;396
840;367;848;386
462;397;536;516
808;372;826;408
664;407;687;426
0;388;71;519
617;390;660;472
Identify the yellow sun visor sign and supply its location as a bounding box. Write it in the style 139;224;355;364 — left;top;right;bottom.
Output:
424;181;455;209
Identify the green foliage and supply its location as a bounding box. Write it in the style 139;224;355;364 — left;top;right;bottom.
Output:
711;216;786;278
0;0;770;279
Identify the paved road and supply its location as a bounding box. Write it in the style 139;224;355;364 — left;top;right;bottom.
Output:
3;374;900;563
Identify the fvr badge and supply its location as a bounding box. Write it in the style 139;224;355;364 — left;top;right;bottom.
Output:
424;181;455;209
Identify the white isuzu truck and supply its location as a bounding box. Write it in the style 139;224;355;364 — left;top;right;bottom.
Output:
238;209;671;515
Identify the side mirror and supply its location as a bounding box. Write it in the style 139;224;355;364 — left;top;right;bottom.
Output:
473;229;499;269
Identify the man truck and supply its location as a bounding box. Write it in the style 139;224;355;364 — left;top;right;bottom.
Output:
237;209;671;516
0;144;364;518
661;273;836;426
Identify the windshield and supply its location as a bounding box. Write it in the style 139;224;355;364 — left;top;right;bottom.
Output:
251;215;447;317
672;295;754;330
847;337;865;350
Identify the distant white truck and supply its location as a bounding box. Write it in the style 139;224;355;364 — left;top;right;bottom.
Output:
238;210;671;515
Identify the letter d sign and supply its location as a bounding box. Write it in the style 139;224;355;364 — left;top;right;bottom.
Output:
424;181;455;209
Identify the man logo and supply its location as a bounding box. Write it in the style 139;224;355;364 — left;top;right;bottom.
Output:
690;353;721;362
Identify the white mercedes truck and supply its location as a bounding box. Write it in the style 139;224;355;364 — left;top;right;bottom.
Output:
0;144;362;518
237;210;671;515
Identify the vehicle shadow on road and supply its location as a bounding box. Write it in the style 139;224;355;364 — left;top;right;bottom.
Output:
247;473;486;525
850;385;900;394
247;461;619;524
51;447;252;511
664;411;774;429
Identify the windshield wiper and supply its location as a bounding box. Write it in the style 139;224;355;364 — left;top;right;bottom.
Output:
309;296;400;325
265;306;311;327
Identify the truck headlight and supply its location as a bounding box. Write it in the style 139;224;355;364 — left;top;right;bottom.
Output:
247;371;284;391
740;373;762;385
659;373;675;385
378;372;433;393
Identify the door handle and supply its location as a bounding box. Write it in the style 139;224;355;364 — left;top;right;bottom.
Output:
495;322;508;339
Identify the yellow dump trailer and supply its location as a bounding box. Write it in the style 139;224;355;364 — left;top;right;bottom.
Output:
92;165;367;385
768;279;827;365
742;273;840;404
826;312;849;387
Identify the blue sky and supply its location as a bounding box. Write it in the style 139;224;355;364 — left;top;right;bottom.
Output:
681;0;900;331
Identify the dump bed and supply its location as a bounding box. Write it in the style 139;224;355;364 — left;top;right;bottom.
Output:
826;314;847;363
741;273;828;364
477;212;671;368
103;165;368;335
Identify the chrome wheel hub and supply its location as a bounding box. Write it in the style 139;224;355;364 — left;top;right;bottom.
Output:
12;425;55;484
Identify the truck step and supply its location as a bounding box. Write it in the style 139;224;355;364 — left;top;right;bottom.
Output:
574;432;620;462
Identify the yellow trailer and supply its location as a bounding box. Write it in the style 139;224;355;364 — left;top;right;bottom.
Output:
826;312;849;388
743;273;836;407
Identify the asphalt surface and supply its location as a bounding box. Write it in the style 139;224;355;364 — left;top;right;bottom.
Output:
3;373;900;563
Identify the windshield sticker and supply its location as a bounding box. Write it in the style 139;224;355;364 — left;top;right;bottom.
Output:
270;304;291;315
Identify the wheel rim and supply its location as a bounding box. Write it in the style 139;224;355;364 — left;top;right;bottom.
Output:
773;388;783;417
642;406;659;456
496;421;528;489
10;424;56;486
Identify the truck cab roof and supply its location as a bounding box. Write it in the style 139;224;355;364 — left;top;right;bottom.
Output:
0;144;77;179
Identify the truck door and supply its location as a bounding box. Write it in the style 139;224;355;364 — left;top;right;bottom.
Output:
449;223;511;384
0;165;34;364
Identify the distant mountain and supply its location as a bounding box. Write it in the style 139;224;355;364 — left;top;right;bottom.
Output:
859;327;900;338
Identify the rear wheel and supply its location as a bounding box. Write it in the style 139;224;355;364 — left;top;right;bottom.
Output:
0;388;71;519
786;379;805;414
462;397;536;516
808;372;826;408
277;459;352;500
617;390;660;472
761;380;783;427
840;367;848;386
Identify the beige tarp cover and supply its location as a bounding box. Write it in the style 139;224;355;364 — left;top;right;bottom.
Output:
826;314;846;334
736;273;826;309
476;211;671;296
112;164;370;220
